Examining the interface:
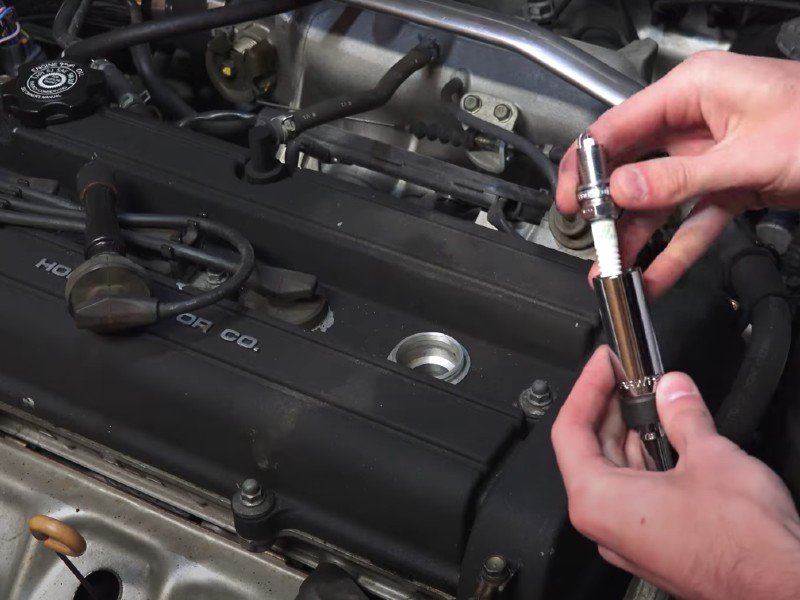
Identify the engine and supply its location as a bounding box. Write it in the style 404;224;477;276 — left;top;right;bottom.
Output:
0;1;797;600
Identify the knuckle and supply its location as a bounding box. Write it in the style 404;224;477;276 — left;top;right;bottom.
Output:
682;49;726;73
663;159;692;197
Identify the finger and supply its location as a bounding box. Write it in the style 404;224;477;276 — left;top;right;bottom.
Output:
642;196;736;299
624;430;648;471
583;53;716;160
609;148;745;209
586;209;671;287
655;372;717;455
616;208;672;267
557;114;714;217
556;143;580;214
551;347;619;487
598;397;629;467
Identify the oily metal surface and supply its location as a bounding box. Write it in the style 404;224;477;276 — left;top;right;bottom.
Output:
0;434;305;600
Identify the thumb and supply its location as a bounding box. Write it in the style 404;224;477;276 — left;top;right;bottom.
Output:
610;150;739;210
656;372;717;455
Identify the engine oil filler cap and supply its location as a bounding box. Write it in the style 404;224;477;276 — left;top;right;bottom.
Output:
1;60;107;128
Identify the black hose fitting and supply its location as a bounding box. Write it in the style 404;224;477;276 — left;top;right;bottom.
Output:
77;162;124;258
285;41;439;139
247;42;439;184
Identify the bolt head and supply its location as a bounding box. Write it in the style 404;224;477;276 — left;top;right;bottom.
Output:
518;379;553;419
206;268;228;287
493;104;512;121
463;95;482;112
484;555;507;575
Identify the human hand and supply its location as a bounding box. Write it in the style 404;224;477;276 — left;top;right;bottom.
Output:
551;346;800;600
556;52;800;298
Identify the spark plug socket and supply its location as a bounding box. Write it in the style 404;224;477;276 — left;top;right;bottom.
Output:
594;268;663;428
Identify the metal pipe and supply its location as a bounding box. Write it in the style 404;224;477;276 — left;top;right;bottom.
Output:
336;0;643;106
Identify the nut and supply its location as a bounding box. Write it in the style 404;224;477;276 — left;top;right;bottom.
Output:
518;379;553;418
240;478;265;507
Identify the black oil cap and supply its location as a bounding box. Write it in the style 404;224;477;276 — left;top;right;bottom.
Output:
1;59;107;128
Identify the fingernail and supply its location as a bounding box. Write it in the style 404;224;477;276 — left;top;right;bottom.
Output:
657;372;700;403
615;166;648;203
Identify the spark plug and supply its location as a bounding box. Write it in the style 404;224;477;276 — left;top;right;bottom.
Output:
576;133;673;472
576;133;622;278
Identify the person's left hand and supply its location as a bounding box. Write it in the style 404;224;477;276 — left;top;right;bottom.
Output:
551;346;800;600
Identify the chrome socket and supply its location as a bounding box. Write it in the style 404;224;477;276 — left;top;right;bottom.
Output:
594;268;674;471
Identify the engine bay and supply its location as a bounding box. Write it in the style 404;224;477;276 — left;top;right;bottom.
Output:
0;1;799;599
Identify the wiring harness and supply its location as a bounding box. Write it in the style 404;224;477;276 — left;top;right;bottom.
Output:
0;166;255;332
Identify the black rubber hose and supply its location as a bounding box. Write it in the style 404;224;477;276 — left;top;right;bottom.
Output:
92;59;152;116
487;198;518;234
441;78;558;195
66;0;93;42
717;297;793;444
713;222;793;445
0;181;80;209
52;0;150;114
287;42;439;137
53;0;85;49
127;0;194;120
0;192;239;273
65;0;321;60
178;110;257;136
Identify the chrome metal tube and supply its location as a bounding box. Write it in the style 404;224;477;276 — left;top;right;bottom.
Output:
337;0;643;106
595;269;674;471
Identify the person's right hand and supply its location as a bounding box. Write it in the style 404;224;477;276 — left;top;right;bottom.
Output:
556;52;800;298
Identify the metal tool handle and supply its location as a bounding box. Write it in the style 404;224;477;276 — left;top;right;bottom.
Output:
594;269;674;471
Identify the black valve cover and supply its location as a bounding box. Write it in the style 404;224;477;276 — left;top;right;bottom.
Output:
0;110;743;600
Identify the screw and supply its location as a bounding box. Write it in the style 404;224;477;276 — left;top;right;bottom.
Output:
493;104;512;121
463;95;482;112
518;379;553;419
474;135;500;151
240;478;265;507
